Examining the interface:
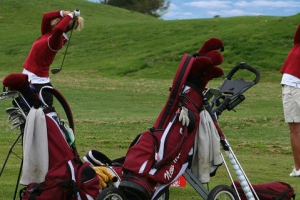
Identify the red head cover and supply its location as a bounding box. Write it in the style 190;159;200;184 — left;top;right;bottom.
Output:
3;73;29;93
198;37;224;54
206;50;223;66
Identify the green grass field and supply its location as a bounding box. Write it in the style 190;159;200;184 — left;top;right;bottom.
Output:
0;0;299;199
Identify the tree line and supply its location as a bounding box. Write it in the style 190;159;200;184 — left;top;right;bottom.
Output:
99;0;170;18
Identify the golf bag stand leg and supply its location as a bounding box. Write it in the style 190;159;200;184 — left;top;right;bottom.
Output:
0;130;23;177
183;169;209;199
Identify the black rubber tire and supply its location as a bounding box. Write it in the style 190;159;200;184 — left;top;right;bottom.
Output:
97;187;127;200
207;185;238;200
153;188;170;200
96;187;170;200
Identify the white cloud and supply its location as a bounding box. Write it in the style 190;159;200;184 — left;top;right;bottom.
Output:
153;0;300;20
235;0;300;8
168;3;180;11
163;11;194;19
184;1;232;9
208;9;262;17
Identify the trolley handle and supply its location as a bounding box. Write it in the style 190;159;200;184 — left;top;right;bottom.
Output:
226;62;260;84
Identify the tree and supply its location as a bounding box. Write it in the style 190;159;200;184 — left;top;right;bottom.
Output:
103;0;170;18
106;0;133;10
132;0;170;18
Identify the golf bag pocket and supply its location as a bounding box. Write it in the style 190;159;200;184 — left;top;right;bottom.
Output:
123;120;195;185
20;180;72;200
21;159;100;200
123;131;156;175
147;122;194;184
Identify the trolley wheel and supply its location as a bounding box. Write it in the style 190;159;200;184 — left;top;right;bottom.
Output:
153;188;170;200
97;187;127;200
207;185;238;200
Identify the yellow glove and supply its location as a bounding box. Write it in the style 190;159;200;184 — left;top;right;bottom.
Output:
93;166;116;189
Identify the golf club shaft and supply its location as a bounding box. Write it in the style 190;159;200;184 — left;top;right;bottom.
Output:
51;20;76;74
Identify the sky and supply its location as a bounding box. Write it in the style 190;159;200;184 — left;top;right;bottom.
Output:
162;0;300;20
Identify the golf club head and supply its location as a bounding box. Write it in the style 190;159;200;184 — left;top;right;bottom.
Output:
0;91;20;100
6;110;25;129
51;68;62;74
6;107;20;115
7;111;22;122
11;118;25;129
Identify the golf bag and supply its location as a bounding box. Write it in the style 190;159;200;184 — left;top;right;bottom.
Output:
232;180;295;200
119;38;225;200
2;74;100;200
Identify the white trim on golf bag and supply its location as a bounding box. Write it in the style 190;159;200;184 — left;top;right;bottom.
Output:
149;113;178;175
67;160;94;200
151;149;192;200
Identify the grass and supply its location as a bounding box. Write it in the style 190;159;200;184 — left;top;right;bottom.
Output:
0;73;292;199
0;0;299;199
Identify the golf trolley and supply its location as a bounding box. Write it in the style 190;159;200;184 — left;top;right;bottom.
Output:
87;62;261;200
0;62;260;200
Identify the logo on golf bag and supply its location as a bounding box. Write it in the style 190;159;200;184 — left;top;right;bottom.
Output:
164;165;174;180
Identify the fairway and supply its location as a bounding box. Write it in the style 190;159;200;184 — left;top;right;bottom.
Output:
0;0;300;199
0;74;296;199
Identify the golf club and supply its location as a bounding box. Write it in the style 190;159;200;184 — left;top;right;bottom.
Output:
51;11;78;74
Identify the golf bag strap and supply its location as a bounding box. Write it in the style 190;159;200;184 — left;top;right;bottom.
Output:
40;86;79;158
157;55;193;129
39;86;74;132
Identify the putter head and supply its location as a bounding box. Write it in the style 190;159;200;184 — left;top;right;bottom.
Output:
51;68;61;74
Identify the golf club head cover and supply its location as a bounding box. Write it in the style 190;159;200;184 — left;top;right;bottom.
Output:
189;55;213;76
205;50;224;79
83;150;113;166
2;73;41;108
3;73;29;93
187;50;224;91
93;166;118;188
3;73;41;108
197;50;224;90
198;37;224;54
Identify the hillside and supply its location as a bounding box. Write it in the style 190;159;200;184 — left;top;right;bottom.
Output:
1;1;300;199
0;0;299;82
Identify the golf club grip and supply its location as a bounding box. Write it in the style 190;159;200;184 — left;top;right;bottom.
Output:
226;62;260;84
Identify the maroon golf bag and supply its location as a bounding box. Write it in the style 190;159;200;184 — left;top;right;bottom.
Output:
232;180;295;200
119;38;225;200
2;75;100;200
